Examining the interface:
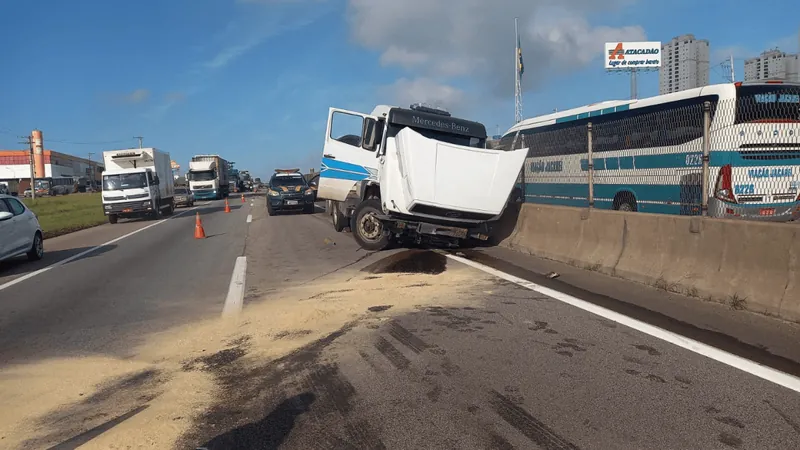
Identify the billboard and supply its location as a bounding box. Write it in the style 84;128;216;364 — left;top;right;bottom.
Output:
605;41;662;70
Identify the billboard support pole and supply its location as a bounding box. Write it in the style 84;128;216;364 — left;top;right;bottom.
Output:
630;68;638;99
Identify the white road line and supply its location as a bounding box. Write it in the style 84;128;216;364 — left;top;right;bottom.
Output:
222;256;247;318
0;207;198;293
246;214;252;223
444;252;800;394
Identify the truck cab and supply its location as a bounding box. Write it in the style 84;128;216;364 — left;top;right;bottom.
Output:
317;103;528;250
101;148;175;224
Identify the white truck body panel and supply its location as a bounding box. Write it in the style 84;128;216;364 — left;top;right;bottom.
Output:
385;127;528;217
102;148;174;207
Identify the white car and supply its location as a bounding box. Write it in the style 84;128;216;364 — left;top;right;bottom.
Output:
0;194;44;263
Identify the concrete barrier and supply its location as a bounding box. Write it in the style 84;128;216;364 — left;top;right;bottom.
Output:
499;204;800;322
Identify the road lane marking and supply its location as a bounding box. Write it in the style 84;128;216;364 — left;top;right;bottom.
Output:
0;207;198;293
246;214;252;223
222;256;247;318
444;252;800;394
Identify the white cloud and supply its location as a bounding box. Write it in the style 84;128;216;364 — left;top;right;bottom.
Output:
384;77;467;112
346;0;645;98
124;89;150;104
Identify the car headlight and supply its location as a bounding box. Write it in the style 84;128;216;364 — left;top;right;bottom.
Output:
304;189;314;195
268;190;280;197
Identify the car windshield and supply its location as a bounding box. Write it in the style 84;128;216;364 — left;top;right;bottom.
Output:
271;175;306;188
103;173;147;190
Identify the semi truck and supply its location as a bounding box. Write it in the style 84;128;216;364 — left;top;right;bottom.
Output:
318;103;527;250
188;155;230;200
101;148;175;224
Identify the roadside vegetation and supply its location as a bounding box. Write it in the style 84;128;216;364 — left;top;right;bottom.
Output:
23;194;106;238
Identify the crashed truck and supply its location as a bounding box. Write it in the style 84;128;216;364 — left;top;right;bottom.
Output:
316;103;528;251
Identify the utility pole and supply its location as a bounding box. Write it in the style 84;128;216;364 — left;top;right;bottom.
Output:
133;136;143;148
88;152;96;192
729;54;735;82
18;135;35;199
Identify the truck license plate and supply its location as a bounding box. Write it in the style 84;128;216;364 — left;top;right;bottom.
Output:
286;200;298;205
122;208;133;213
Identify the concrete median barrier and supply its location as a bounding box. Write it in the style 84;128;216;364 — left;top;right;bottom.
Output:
499;204;800;322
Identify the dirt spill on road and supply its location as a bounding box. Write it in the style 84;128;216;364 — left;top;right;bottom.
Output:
0;261;490;449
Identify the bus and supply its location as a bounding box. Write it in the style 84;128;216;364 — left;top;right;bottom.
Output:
499;81;800;221
34;177;76;196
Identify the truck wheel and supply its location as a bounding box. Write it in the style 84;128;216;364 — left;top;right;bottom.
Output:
108;214;118;224
331;202;346;232
351;199;390;251
166;200;175;216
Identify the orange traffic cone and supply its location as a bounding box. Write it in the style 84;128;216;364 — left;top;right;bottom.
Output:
224;198;231;213
241;194;245;203
194;212;206;239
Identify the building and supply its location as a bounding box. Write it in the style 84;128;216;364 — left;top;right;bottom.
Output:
743;49;800;82
659;34;710;95
0;149;104;194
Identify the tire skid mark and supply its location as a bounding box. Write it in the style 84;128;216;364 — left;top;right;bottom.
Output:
489;390;581;450
375;336;411;370
388;320;430;353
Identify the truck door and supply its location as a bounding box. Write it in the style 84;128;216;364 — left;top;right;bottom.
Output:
318;107;380;202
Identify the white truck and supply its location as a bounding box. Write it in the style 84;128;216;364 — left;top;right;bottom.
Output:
101;148;175;224
317;103;528;250
188;155;230;200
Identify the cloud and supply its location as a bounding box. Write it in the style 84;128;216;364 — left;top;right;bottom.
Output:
346;0;645;98
165;92;187;102
384;77;467;112
124;89;150;104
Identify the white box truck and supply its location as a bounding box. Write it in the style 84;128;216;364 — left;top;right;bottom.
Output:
102;148;176;224
188;155;230;200
317;103;528;250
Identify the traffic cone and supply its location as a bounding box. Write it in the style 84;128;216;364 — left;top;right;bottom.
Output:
194;212;206;239
241;194;245;203
224;198;231;213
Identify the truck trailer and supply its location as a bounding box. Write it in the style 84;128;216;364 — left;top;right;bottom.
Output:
188;155;230;200
101;148;176;224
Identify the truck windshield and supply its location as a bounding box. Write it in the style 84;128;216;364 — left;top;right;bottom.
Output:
735;84;800;124
103;173;147;190
189;170;216;181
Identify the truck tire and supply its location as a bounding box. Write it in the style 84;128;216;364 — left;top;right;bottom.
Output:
331;202;346;232
351;199;390;251
108;214;118;224
165;200;175;216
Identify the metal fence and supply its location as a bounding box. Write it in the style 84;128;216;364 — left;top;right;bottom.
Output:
518;90;800;221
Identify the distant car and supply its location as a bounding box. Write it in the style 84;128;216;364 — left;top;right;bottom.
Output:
0;194;44;263
267;170;316;215
174;187;195;208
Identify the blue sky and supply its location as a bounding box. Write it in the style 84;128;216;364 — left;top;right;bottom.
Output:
1;0;798;179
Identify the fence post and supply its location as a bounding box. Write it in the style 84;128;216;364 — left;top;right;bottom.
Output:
701;101;711;216
587;122;594;209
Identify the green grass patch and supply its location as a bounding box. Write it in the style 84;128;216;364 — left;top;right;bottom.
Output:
23;194;107;239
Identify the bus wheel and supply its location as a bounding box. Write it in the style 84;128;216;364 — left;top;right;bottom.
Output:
613;193;637;212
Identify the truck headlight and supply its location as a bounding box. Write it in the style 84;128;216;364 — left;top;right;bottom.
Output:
268;190;280;197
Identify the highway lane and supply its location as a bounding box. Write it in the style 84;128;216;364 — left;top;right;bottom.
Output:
183;207;800;449
0;198;248;366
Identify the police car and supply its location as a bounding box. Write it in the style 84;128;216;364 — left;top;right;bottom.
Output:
267;169;316;216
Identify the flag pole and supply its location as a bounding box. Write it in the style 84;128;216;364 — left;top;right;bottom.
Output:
514;17;523;124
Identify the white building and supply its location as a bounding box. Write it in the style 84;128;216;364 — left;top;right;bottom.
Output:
743;49;800;82
659;34;710;95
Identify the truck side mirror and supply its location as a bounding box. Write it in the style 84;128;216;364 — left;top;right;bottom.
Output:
362;117;377;151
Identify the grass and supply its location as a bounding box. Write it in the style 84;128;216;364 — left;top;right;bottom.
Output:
23;193;107;239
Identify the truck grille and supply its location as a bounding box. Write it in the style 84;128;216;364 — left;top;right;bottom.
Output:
409;204;496;221
195;184;213;189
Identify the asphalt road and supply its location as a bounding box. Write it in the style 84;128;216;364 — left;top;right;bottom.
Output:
0;198;249;365
1;195;799;449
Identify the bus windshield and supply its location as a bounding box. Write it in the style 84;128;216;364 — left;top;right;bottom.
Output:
735;84;800;124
